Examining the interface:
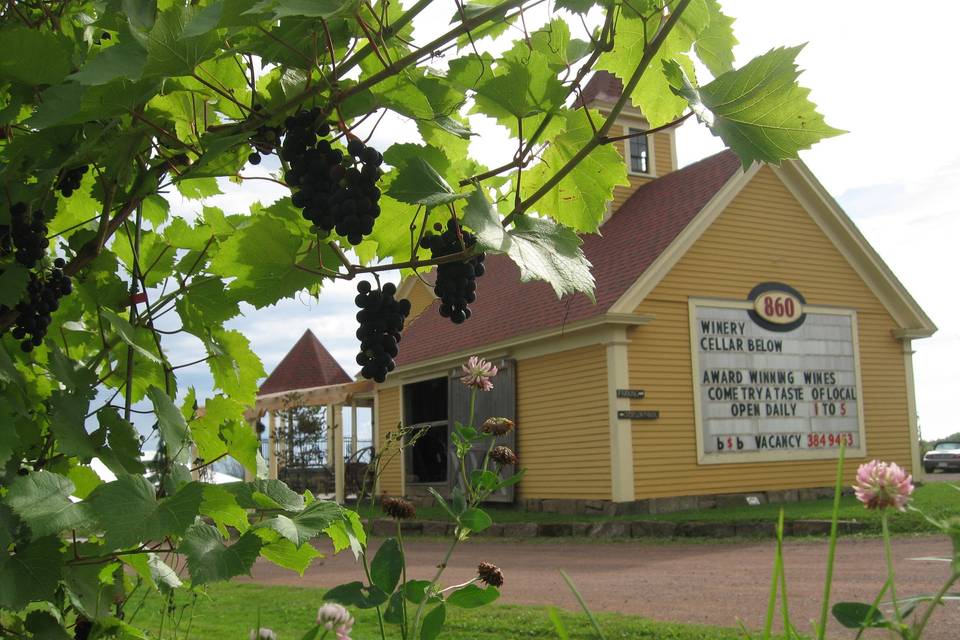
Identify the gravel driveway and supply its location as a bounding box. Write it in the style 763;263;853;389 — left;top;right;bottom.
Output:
243;534;958;639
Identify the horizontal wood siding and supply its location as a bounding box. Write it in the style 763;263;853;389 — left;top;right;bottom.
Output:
610;126;675;213
628;166;911;499
516;345;611;500
375;387;403;496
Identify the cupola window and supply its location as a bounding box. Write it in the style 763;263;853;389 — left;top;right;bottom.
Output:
628;128;650;174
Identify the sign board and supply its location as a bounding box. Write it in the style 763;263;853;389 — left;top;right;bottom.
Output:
618;410;659;420
690;284;865;465
616;389;646;399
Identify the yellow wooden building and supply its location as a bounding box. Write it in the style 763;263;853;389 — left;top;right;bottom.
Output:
370;72;936;512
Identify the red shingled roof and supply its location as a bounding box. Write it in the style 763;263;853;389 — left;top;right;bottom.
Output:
579;70;625;107
259;329;352;394
395;149;742;368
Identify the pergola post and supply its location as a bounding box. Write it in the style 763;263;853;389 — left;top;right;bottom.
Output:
350;401;358;458
327;403;344;504
268;410;278;480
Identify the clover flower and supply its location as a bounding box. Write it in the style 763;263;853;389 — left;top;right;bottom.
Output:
490;446;518;466
480;417;514;436
460;356;497;391
316;602;354;640
854;460;914;511
382;496;416;520
477;561;504;587
249;628;277;640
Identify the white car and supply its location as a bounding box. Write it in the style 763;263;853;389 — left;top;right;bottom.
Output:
923;441;960;474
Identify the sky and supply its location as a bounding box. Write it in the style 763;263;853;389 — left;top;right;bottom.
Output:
159;1;960;444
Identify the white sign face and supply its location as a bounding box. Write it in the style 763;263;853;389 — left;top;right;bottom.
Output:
690;298;865;464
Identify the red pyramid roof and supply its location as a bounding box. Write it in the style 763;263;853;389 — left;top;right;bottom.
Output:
396;150;741;368
258;329;352;394
579;70;625;106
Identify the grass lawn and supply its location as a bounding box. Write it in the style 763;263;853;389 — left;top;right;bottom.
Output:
354;482;960;535
128;582;767;639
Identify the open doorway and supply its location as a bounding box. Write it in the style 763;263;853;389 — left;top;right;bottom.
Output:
404;377;448;485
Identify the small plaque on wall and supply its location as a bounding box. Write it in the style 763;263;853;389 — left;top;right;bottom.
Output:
616;389;646;399
618;410;660;420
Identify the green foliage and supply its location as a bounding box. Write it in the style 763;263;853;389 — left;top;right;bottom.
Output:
0;0;840;636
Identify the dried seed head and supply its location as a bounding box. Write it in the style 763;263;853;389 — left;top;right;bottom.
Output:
382;496;416;520
489;446;518;466
477;561;504;587
480;417;514;436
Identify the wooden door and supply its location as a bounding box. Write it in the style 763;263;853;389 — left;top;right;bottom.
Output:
448;358;517;503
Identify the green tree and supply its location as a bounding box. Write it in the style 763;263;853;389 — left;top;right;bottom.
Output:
0;0;839;636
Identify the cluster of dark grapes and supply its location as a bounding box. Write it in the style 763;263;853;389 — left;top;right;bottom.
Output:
10;259;72;352
56;165;88;198
355;281;411;383
248;105;281;166
280;108;384;245
3;202;49;268
420;221;485;324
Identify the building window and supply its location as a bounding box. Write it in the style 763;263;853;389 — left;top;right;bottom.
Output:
628;128;650;174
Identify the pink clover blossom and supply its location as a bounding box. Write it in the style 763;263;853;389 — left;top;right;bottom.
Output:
460;356;497;391
854;459;914;511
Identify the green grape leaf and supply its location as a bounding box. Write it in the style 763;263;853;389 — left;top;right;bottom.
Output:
124;0;158;31
446;584;500;608
370;537;403;594
695;0;737;75
248;0;359;18
66;465;104;500
386;157;464;207
87;476;203;549
175;278;240;337
182;523;262;585
258;534;322;575
62;561;123;620
147;386;191;464
0;536;64;610
177;177;223;199
49;389;98;461
596;13;695;126
123;552;182;593
221;479;305;511
29;79;161;129
71;38;148;85
99;307;163;365
554;0;598;13
520;109;629;232
420;603;446;640
463;189;595;301
98;407;146;475
143;6;222;77
24;610;71;640
190;395;235;464
471;52;565;136
665;46;845;167
253;500;343;547
48;344;98;392
208;215;316;308
200;484;250;535
0;27;73;85
0;263;29;308
6;471;94;538
205;329;265;405
0;400;22;468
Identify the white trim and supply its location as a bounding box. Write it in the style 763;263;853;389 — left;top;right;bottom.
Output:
606;327;635;502
609;163;760;314
624;125;656;178
688;297;867;465
381;313;654;385
902;339;922;477
772;161;936;337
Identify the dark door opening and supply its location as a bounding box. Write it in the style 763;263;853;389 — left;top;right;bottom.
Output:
404;377;449;485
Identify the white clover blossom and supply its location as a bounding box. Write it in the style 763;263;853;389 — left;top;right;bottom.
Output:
316;602;354;640
460;355;497;391
854;460;914;511
249;628;277;640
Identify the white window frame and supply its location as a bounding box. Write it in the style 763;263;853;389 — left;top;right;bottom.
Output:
624;125;656;177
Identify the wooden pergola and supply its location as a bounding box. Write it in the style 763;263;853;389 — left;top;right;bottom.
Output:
247;378;374;503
